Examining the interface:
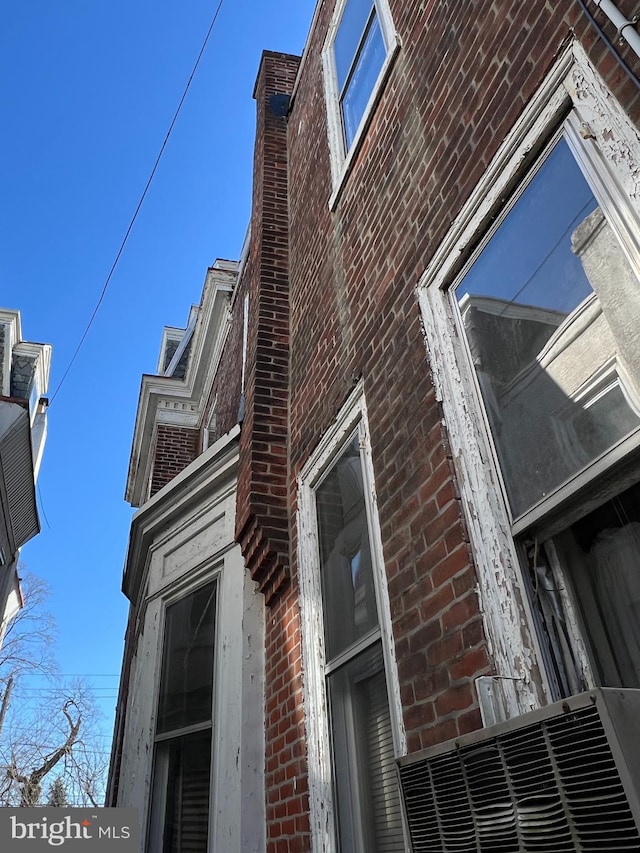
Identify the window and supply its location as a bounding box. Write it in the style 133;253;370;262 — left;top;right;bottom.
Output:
455;135;640;525
323;0;397;189
418;46;640;715
203;396;218;450
148;581;217;852
298;396;405;853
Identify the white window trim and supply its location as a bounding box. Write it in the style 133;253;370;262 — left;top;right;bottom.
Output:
145;546;264;853
147;569;221;853
417;41;640;721
323;0;400;208
297;383;406;853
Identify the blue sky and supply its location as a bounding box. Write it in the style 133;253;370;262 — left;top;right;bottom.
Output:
1;0;316;739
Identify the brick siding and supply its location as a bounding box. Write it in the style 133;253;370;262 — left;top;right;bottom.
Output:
262;1;640;845
149;424;199;497
235;51;301;604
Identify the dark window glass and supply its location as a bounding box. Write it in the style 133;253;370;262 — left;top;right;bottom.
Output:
552;481;640;690
161;729;211;853
328;643;405;852
157;582;217;734
456;138;640;518
333;0;387;151
316;434;378;660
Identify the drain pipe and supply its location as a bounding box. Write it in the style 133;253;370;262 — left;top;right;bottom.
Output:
593;0;640;58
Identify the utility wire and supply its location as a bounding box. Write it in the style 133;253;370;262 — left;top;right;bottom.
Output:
576;0;640;90
36;481;51;530
49;0;227;406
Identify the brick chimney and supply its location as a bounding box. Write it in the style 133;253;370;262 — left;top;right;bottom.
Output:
235;51;300;605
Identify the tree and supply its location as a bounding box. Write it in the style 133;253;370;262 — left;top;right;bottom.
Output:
0;678;108;808
0;571;56;680
0;571;109;806
6;699;81;806
47;776;69;807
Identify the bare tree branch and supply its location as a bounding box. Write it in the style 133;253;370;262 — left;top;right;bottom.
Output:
0;573;109;806
7;700;82;806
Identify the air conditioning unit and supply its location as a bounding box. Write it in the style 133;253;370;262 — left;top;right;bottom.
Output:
397;688;640;852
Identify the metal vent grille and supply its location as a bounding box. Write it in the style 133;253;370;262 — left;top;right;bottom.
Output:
399;702;640;852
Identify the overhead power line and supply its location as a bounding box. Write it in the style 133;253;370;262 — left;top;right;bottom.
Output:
49;0;227;406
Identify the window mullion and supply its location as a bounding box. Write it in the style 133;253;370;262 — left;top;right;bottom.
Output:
324;626;381;675
154;719;213;744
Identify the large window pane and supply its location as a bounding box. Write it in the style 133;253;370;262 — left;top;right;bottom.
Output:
328;643;405;852
157;582;217;734
456;139;640;518
316;434;378;660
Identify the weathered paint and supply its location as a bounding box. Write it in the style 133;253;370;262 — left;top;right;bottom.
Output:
418;42;640;721
113;435;265;852
297;386;406;853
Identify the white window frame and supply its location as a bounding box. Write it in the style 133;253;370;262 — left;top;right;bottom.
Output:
417;41;640;722
323;0;399;205
297;383;406;853
144;540;264;853
147;572;221;853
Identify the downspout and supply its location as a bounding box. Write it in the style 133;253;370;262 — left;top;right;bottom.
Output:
592;0;640;58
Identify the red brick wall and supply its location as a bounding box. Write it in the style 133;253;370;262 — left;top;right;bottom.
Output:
285;0;640;759
264;579;309;853
149;424;199;497
240;3;640;850
235;51;301;603
230;52;311;853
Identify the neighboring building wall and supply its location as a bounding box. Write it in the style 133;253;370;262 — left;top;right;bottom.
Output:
111;259;268;850
124;261;236;509
0;309;51;642
110;432;266;852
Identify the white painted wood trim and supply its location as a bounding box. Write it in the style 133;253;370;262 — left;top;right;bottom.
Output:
357;403;407;757
297;385;406;852
298;476;334;853
419;285;544;718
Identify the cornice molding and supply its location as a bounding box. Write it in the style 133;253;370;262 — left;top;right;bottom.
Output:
125;263;237;506
122;425;241;605
13;341;52;398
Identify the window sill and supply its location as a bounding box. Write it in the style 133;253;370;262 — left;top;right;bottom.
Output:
328;36;401;212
